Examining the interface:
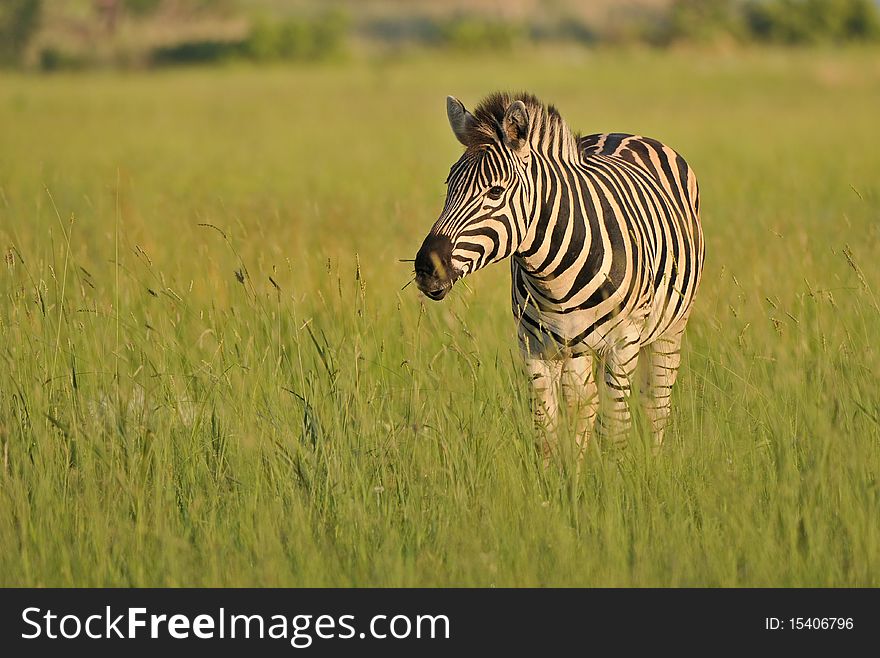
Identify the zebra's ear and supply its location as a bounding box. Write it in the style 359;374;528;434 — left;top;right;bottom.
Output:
447;96;476;146
502;100;530;156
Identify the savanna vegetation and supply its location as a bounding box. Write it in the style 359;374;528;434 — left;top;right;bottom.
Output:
1;6;879;587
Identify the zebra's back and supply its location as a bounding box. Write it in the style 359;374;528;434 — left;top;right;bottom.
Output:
579;133;700;228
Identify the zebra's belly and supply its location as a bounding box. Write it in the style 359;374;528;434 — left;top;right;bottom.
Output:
512;259;692;356
517;302;653;357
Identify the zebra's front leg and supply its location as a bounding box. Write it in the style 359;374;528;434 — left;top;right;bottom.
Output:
598;336;641;445
560;354;599;456
524;356;564;464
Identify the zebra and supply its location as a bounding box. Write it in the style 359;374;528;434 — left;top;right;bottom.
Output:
414;92;704;459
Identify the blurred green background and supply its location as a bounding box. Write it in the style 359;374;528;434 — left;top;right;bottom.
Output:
1;1;879;586
2;0;880;70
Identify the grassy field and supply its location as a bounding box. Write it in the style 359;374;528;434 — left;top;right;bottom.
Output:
1;48;879;587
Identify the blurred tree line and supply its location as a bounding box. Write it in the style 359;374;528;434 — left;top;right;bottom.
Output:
660;0;880;45
151;11;348;66
2;0;880;71
0;0;42;65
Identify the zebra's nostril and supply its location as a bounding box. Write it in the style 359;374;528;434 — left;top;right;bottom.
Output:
415;234;454;279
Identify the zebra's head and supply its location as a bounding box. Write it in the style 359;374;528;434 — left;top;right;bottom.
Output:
415;93;536;301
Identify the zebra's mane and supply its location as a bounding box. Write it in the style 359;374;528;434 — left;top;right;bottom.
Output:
466;92;577;151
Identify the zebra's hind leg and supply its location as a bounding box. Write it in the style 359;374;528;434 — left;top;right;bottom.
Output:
597;333;641;446
560;353;599;457
641;329;684;449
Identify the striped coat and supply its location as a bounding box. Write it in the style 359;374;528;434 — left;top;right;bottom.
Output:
415;93;704;459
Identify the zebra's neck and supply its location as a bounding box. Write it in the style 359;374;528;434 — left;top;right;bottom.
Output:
516;152;593;279
525;109;580;162
512;112;583;284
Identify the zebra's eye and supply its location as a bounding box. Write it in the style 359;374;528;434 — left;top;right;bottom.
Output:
487;185;505;200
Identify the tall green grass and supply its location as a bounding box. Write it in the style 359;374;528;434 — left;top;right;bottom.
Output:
1;48;879;586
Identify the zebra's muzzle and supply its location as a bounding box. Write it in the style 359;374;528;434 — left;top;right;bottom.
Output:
415;234;457;302
421;284;451;301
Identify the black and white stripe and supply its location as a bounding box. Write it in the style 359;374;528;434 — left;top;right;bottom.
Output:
415;92;704;458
